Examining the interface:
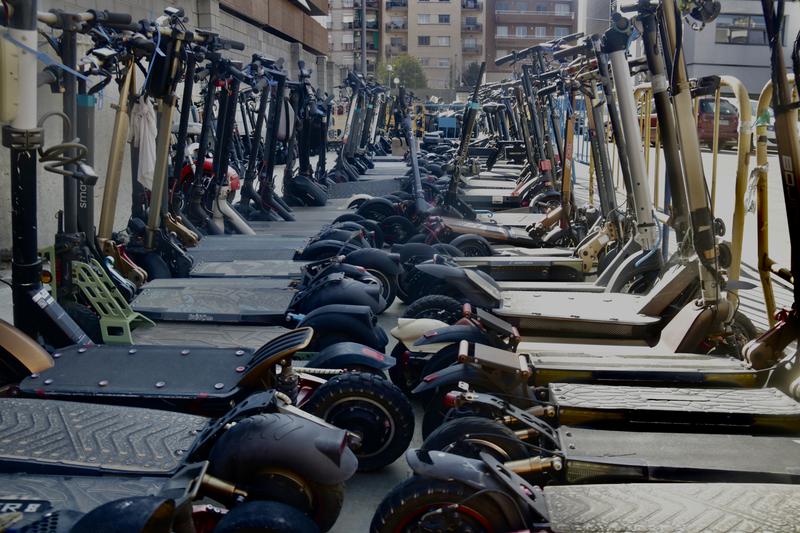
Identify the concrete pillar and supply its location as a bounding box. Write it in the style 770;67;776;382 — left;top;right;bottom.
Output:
289;42;302;80
316;56;327;93
196;0;219;31
326;62;336;94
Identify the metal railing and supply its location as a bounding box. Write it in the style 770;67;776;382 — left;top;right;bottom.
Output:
495;9;574;18
387;0;408;8
462;43;483;53
462;23;482;32
385;22;407;31
462;0;482;10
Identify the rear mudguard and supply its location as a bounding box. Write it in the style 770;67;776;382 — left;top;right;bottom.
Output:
393;243;437;265
316;228;370;248
405;449;529;530
391;318;448;345
285;174;328;207
605;247;664;293
207;412;358;485
412;324;490;349
411;362;495;395
306;342;394;371
346;194;375;209
414;263;502;309
344;248;401;277
291;274;384;315
295;239;363;261
297;304;388;351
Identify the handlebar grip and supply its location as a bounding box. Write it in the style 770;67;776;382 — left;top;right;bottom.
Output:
218;37;245;51
130;36;156;54
89;9;132;25
228;64;249;83
537;83;559;97
553;31;583;45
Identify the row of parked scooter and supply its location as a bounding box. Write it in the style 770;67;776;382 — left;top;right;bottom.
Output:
2;0;800;530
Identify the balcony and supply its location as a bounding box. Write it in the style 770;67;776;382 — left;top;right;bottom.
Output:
385;21;408;31
355;42;380;53
387;0;408;9
385;43;408;56
462;23;482;32
462;43;483;54
354;0;379;9
462;0;482;11
355;18;380;30
495;33;553;41
495;10;574;24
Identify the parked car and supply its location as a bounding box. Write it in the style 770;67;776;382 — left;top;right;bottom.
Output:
642;97;739;150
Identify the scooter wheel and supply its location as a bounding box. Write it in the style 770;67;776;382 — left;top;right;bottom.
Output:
371;477;513;533
358;219;385;248
431;243;464;257
449;234;494;257
380;215;417;245
402;295;463;324
303;372;414;471
423;417;530;460
214;501;320;533
332;213;366;224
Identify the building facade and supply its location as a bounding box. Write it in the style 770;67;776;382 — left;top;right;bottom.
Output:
382;0;486;91
325;0;381;88
485;0;578;81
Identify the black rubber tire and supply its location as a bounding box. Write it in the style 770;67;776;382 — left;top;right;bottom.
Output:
423;417;529;461
387;342;414;394
370;476;512;533
406;233;428;244
356;199;396;222
214;501;320;533
359;219;385;248
364;267;397;310
402;294;463;324
333;213;366;224
139;252;172;279
389;190;413;201
303;372;414;471
707;311;759;359
431;243;464;257
449;234;494;257
380;215;417;245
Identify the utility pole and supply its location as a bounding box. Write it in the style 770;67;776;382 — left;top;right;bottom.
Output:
360;0;367;73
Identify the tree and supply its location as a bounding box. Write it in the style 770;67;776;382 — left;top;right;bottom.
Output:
463;62;482;89
384;54;427;89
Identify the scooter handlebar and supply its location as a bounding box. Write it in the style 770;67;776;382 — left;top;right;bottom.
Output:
88;9;132;26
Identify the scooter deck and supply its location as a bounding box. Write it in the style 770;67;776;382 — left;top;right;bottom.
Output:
528;350;762;387
189;235;308;262
498;291;660;337
190;259;301;278
133;323;284;348
549;383;800;431
476;212;545;227
131;278;295;324
544;483;800;533
559;426;800;483
0;473;162;516
497;280;604;292
0;398;204;475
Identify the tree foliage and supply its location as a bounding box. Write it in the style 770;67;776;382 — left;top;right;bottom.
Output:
463;62;482;89
378;54;428;89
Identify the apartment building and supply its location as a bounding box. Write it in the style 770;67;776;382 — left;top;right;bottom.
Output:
326;0;381;87
485;0;578;81
382;0;486;90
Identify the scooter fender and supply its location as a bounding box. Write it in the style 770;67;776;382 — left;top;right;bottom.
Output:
207;412;358;485
411;363;494;396
415;263;501;309
295;239;363;261
529;189;561;209
297;304;388;351
344;248;402;276
390;318;449;344
306;341;394;371
413;324;490;349
406;448;510;495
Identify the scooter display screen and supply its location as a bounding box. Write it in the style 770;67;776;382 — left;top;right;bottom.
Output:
465;269;502;302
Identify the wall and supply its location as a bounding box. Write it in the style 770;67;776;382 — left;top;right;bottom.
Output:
0;0;323;255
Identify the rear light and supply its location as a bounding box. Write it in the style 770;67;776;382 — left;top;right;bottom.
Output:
423;330;438;338
423;372;438;383
361;347;385;361
41;270;52;284
442;391;460;408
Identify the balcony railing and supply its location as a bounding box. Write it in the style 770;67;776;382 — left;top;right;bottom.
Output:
496;33;555;40
354;0;379;9
384;44;408;55
387;0;408;9
355;19;380;29
462;0;482;10
462;23;482;32
495;9;574;18
462;43;483;53
355;42;380;52
385;22;408;31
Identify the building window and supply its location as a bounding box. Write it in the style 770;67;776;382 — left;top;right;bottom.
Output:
418;14;431;24
497;1;510;10
390;36;404;45
715;14;768;45
342;0;354;7
438;58;450;67
515;1;528;11
465;16;478;25
418;35;431;45
554;3;570;15
554;26;569;37
420;58;430;66
496;49;509;59
438;14;450;24
497;25;508;36
464;37;477;47
516;26;527;37
535;26;546;37
536;3;546;11
437;36;451;46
